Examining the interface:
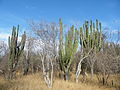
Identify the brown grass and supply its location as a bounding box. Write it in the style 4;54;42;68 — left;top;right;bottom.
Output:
0;73;119;90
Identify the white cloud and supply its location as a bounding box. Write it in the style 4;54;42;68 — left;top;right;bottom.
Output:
111;30;120;34
0;33;10;41
0;32;22;45
0;26;25;45
103;28;120;34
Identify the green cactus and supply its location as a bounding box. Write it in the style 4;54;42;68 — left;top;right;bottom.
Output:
59;19;78;80
76;20;102;82
80;20;102;54
8;25;26;79
79;20;102;80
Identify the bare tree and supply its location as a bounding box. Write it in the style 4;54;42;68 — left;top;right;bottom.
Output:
96;40;120;85
0;40;8;76
23;37;35;75
76;48;92;83
96;52;113;85
0;41;8;57
29;21;59;88
38;50;54;88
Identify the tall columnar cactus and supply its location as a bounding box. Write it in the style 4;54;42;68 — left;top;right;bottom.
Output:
8;25;26;79
76;20;102;82
59;19;78;80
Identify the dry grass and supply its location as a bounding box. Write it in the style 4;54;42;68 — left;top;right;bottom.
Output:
0;73;119;90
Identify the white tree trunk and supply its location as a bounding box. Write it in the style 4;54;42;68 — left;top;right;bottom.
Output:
76;49;92;83
90;64;94;80
76;55;89;83
41;55;53;88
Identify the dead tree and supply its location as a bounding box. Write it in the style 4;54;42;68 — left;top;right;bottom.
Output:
23;37;35;75
29;20;58;88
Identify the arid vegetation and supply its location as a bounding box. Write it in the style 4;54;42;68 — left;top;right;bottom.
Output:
0;19;120;90
0;73;120;90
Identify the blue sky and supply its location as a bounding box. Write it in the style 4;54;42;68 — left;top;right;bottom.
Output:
0;0;120;41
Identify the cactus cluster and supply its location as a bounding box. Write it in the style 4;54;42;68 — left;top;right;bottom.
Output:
80;20;102;53
59;19;102;81
59;19;78;80
8;25;26;72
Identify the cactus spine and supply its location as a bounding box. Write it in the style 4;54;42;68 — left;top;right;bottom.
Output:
8;25;26;79
59;19;78;80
